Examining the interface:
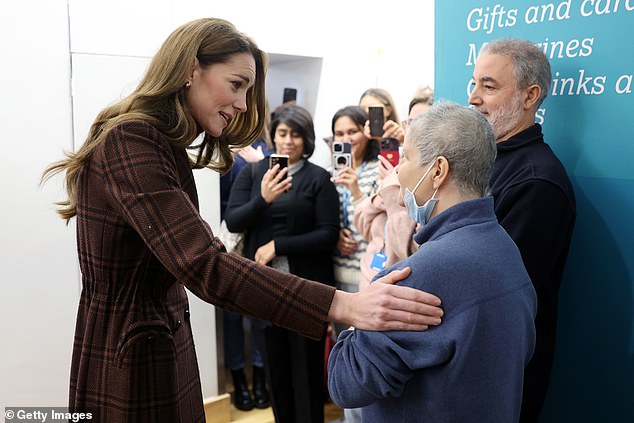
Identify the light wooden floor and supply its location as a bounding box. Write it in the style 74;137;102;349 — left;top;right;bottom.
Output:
221;365;344;423
230;406;274;423
229;400;344;423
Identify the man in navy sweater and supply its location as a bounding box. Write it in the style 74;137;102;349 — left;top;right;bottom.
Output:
328;102;537;422
469;39;576;422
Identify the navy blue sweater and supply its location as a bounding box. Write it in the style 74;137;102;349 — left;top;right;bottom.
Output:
328;197;537;422
490;124;576;418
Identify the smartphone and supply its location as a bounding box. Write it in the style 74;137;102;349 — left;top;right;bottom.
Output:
380;138;400;167
331;141;352;177
283;88;297;104
369;106;385;138
269;154;289;169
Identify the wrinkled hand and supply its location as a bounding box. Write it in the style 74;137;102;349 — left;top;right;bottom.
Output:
237;145;265;163
363;119;404;143
328;267;443;331
377;156;401;192
382;120;404;143
261;165;292;204
337;228;358;256
255;240;276;265
332;167;361;199
377;154;395;180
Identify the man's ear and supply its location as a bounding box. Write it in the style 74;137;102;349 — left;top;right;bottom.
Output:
432;156;450;190
524;84;541;110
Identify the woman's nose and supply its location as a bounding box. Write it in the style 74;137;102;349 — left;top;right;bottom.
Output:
234;95;247;113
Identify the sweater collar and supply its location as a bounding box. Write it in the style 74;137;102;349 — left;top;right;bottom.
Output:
287;159;306;176
497;123;543;152
413;197;497;245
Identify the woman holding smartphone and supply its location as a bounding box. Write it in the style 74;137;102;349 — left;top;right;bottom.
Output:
330;106;380;296
359;87;405;143
225;105;339;423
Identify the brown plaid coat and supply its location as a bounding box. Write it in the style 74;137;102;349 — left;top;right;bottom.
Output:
69;121;335;422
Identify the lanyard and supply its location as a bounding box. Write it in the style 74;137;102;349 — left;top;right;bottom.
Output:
371;222;389;272
380;222;387;252
341;161;367;228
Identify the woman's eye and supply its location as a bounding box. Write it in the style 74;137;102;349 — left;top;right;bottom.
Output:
232;81;242;89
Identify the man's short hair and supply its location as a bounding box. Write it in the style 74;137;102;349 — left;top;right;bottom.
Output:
480;38;552;107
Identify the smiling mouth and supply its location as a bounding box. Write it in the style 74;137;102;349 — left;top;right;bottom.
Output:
219;112;232;125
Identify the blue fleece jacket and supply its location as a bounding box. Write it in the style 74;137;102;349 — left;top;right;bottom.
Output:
328;197;537;422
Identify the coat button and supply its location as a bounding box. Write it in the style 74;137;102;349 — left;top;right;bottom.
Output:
174;320;182;331
147;335;154;344
184;309;190;321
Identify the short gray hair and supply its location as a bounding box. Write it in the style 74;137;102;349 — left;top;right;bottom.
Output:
407;101;496;197
480;38;552;107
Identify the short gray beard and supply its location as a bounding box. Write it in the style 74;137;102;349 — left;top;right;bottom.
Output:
486;93;525;141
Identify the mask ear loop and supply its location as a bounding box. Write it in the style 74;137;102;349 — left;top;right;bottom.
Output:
411;160;436;195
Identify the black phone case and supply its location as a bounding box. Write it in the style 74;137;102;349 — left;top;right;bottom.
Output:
369;107;384;137
283;88;297;103
269;155;289;169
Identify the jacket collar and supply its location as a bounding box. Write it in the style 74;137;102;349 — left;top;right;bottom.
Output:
497;123;543;152
413;197;497;245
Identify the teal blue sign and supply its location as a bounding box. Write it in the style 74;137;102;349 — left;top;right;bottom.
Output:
436;1;634;421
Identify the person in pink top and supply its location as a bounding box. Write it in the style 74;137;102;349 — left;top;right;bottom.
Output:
356;93;434;287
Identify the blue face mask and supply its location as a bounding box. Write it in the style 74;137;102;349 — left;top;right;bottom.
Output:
404;161;439;225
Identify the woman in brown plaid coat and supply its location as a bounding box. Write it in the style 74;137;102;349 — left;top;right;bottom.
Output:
42;18;443;422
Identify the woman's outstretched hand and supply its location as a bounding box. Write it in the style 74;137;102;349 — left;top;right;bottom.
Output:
328;267;443;331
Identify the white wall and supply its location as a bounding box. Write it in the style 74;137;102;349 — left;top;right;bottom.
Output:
0;0;434;412
266;54;324;116
0;0;78;409
213;0;436;141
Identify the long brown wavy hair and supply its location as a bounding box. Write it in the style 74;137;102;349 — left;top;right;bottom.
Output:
42;18;267;222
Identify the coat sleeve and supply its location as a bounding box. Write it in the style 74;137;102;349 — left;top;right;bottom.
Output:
353;193;385;243
100;122;334;340
327;325;451;408
328;254;452;408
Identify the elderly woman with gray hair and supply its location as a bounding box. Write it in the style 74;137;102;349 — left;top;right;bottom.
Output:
328;102;537;422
